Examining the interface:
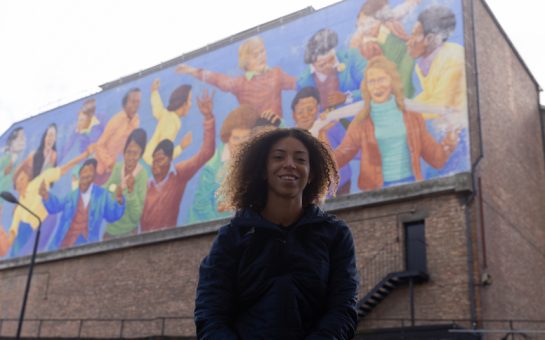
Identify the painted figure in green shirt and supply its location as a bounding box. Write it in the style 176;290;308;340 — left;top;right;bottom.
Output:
188;105;260;224
104;128;149;238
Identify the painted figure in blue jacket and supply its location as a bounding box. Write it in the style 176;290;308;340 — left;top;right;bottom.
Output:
58;98;103;163
297;28;368;111
40;158;125;250
195;128;358;339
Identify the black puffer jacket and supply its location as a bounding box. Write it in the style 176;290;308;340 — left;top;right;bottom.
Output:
195;205;358;339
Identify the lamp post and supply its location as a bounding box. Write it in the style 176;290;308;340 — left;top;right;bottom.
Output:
0;191;43;340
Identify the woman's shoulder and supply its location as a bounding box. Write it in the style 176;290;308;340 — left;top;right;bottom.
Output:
218;209;260;234
304;205;348;229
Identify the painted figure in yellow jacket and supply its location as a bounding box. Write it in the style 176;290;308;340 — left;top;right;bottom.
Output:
408;5;466;125
142;79;193;165
407;5;468;178
0;150;89;257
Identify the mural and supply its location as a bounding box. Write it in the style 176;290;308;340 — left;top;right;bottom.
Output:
0;0;468;259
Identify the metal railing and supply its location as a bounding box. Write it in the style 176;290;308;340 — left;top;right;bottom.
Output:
0;316;195;339
4;316;543;339
359;238;404;298
357;318;545;339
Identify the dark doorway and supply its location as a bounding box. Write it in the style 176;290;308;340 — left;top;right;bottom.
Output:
404;221;427;273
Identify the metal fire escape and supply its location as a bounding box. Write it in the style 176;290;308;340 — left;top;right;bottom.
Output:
356;223;429;319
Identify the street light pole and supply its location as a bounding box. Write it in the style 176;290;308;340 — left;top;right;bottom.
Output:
1;191;43;340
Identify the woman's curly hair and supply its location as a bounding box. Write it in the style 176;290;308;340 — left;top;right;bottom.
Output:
218;127;339;211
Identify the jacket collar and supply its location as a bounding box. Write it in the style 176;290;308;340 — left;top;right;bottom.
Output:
231;204;329;231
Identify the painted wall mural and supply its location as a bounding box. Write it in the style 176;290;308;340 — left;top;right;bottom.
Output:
0;0;468;259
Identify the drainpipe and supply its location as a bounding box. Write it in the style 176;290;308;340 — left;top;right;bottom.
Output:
463;0;486;328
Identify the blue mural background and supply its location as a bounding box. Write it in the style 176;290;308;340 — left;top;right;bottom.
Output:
0;0;468;259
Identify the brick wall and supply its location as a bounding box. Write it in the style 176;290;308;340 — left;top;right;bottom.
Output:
0;188;474;337
356;193;471;330
471;0;545;321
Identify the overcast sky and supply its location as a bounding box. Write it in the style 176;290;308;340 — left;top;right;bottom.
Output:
0;0;543;136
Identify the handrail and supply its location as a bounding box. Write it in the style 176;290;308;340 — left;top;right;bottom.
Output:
357;317;545;332
0;316;194;338
3;316;544;338
359;237;404;298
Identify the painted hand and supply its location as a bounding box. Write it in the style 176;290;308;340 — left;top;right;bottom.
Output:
327;91;347;108
260;110;282;127
151;78;160;92
39;180;49;201
176;64;199;77
443;129;461;153
196;89;215;119
115;184;123;204
87;143;96;155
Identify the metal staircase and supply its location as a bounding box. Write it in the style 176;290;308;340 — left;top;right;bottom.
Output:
357;270;428;318
357;234;428;319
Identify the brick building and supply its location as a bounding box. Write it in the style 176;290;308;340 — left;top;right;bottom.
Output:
1;0;544;339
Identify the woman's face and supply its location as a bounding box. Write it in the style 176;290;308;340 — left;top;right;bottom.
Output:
124;140;143;174
44;126;57;150
365;67;393;104
265;136;310;202
11;130;26;154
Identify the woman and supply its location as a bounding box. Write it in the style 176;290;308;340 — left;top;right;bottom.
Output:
323;56;458;191
13;123;61;253
103;128;148;239
195;128;358;339
23;123;58;180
